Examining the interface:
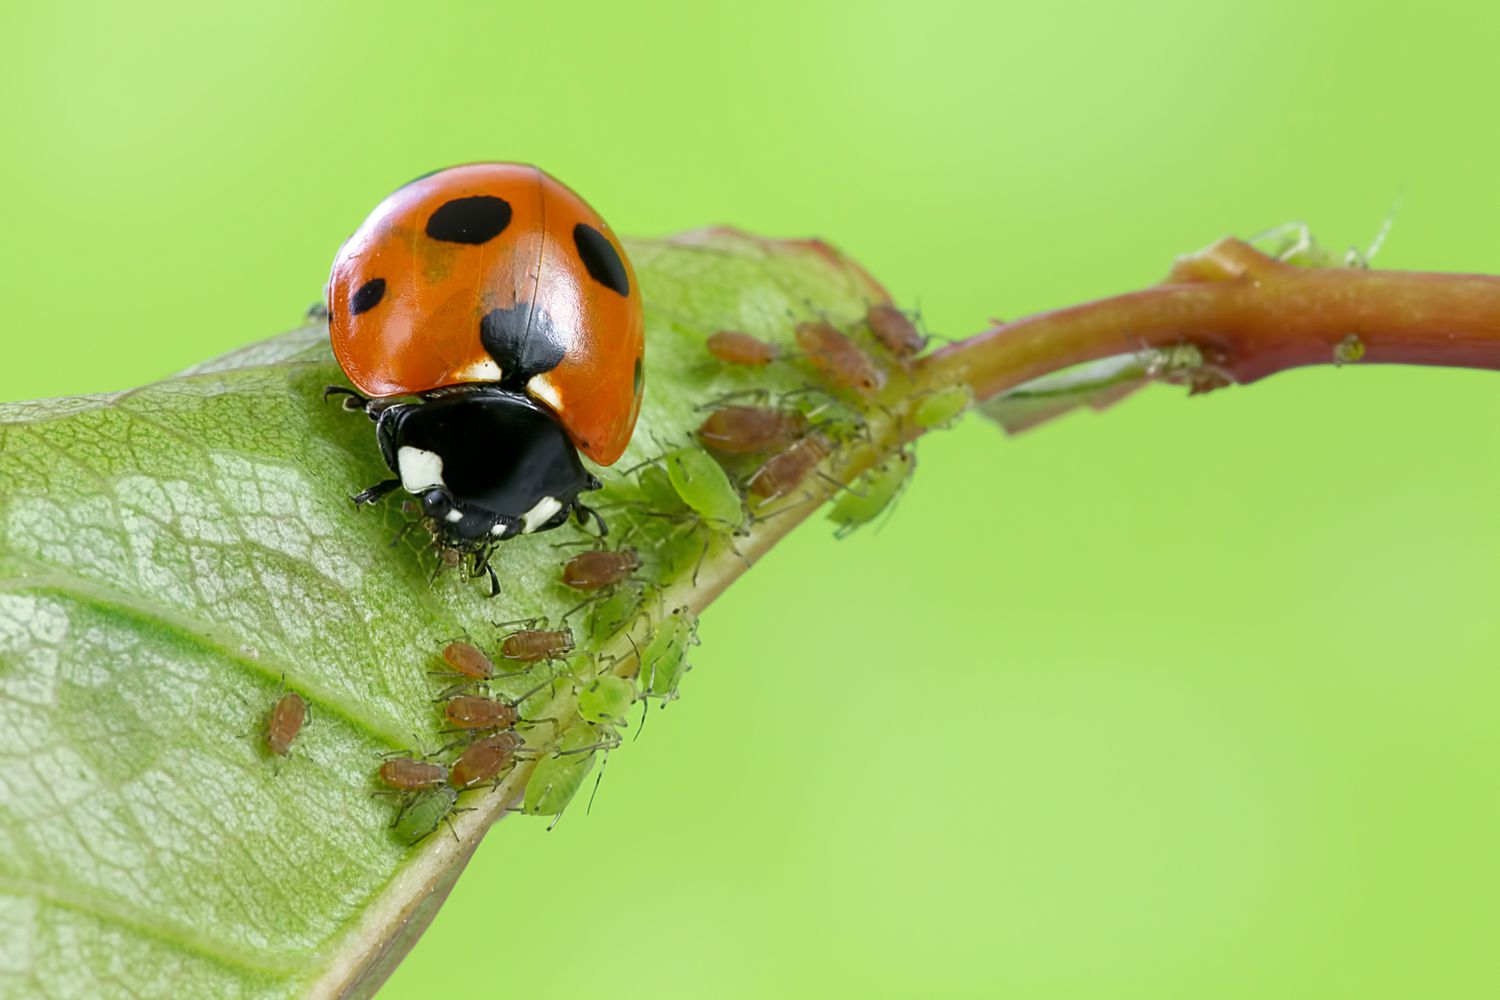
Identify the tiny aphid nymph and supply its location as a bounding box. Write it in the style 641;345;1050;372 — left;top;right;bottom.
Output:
393;786;459;844
439;640;496;681
828;451;916;538
794;321;886;397
636;607;700;701
450;731;526;790
706;330;779;366
524;723;619;822
866;304;928;359
562;548;642;591
266;692;306;757
443;694;520;731
378;757;449;791
746;434;832;502
697;405;810;455
578;675;637;727
499;627;575;664
662;447;744;529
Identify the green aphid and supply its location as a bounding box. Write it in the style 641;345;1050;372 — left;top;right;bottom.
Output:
913;384;973;429
637;607;700;700
1334;333;1365;365
587;584;646;642
828;451;916;539
393;786;458;845
663;447;743;529
578;675;636;727
636;463;687;514
524;723;616;819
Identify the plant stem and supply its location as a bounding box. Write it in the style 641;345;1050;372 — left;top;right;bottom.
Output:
919;237;1500;400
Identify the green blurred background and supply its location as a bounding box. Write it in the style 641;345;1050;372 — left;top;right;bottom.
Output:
5;1;1500;996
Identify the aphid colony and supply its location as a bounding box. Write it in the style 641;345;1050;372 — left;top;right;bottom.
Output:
369;603;701;842
267;299;934;843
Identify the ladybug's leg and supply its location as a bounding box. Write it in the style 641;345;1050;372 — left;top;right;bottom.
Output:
323;385;372;412
324;386;404;422
352;479;402;506
469;547;503;598
572;502;609;538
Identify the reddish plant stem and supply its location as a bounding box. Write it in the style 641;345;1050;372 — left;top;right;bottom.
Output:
919;237;1500;400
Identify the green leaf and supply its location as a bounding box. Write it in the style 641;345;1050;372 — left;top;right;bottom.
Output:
0;229;890;998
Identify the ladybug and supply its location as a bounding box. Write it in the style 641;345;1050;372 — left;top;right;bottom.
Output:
324;163;645;561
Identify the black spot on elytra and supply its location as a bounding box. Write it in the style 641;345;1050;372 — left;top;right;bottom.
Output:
632;356;644;396
573;223;630;297
350;278;386;316
480;304;566;388
426;196;512;245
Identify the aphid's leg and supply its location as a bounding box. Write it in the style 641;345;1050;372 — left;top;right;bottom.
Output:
388;519;418;548
586;749;613;815
748;492;821;525
494;616;545;630
562;590;607;621
815;470;864;497
691;537;710;587
352;479;402;506
545;794;567;833
552;536;604;551
722;532;753;569
439;813;465;845
693;387;772;410
430;681;486;700
434;734;477;756
389;791;416;829
510;674;564;707
519;715;564;737
634;688;652;741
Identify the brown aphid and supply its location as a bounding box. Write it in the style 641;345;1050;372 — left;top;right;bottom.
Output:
794;321;887;396
266;692;306;757
440;640;495;681
697;405;810;455
866;303;928;359
449;731;526;790
443;695;520;731
562;547;642;591
706;330;779;366
746;434;832;501
500;627;575;664
378;757;448;792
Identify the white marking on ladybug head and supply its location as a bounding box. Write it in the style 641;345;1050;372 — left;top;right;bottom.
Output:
396;446;445;493
520;496;563;533
444;509;463;524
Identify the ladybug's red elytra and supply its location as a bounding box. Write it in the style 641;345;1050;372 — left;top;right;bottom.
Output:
324;164;645;562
